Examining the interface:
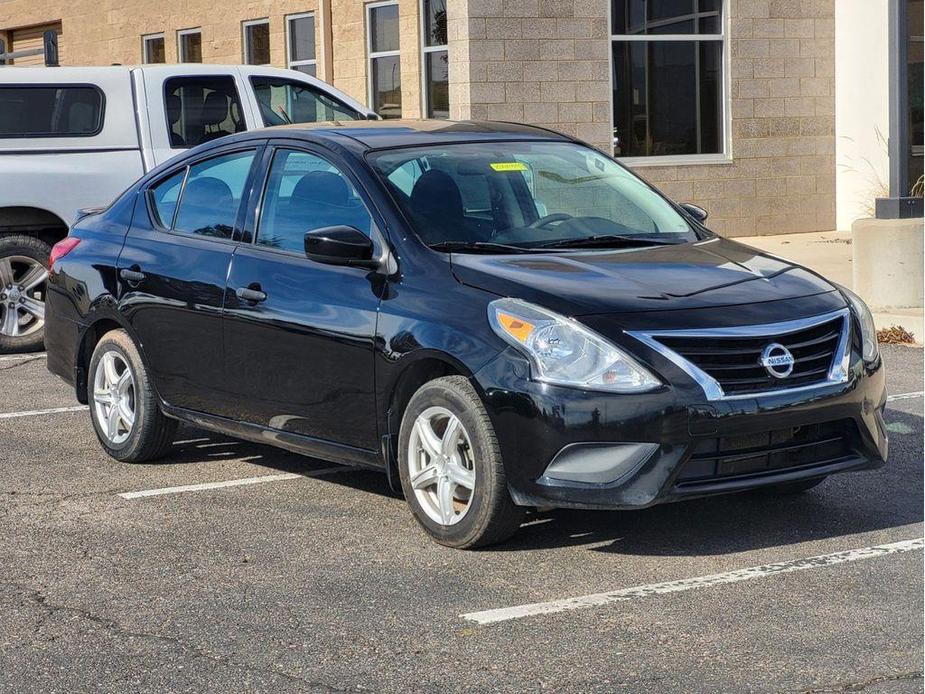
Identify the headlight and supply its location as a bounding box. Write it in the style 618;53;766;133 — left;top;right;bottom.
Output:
488;298;660;393
840;286;879;364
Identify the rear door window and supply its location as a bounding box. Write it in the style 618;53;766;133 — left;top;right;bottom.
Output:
164;76;245;149
0;85;104;137
250;76;360;126
150;150;258;239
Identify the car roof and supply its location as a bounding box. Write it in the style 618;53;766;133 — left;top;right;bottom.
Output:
260;119;574;150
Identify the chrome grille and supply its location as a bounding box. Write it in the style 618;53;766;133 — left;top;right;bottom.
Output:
629;309;851;400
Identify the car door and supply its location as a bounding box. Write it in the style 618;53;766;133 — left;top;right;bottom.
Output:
118;144;263;413
221;143;385;451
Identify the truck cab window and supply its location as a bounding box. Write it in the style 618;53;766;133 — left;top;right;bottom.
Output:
250;76;360;126
164;76;245;149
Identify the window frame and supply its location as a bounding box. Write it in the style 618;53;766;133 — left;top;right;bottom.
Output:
145;145;263;244
177;27;203;63
242;18;271;66
608;1;732;167
286;12;317;75
366;0;402;118
141;32;166;64
419;0;449;119
0;83;106;139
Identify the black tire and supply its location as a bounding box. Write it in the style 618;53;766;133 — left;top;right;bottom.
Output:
87;329;176;463
398;376;525;549
754;476;827;496
0;234;51;354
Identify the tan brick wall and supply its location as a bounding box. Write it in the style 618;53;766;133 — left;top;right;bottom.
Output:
634;0;836;237
448;0;612;153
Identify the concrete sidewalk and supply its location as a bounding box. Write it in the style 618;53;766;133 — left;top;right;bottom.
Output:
745;231;924;344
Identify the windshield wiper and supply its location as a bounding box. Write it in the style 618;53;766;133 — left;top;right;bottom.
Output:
429;241;550;254
533;235;679;250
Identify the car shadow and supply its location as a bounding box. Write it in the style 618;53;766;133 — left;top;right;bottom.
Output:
161;406;921;556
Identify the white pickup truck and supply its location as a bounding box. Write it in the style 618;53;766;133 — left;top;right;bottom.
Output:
0;64;375;352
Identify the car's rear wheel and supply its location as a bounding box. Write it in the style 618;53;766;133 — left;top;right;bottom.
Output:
398;376;525;549
88;329;176;462
0;235;50;354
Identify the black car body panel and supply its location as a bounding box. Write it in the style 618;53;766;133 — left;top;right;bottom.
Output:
45;120;887;510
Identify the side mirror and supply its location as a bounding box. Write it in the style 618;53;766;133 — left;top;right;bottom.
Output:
304;225;378;268
680;202;708;223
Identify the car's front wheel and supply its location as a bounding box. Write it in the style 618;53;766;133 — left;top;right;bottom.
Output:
398;376;525;549
88;329;176;462
0;235;50;354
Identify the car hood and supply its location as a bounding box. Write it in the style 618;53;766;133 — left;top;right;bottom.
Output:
450;237;839;316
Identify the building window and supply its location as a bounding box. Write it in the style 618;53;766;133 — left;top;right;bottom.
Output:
420;0;448;118
367;1;402;119
142;33;165;64
286;12;317;76
611;0;726;160
243;19;271;66
177;28;202;63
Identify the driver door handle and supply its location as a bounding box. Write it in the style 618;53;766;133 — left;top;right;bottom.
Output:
236;286;267;303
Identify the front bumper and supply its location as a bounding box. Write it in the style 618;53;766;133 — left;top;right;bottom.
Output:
473;346;888;511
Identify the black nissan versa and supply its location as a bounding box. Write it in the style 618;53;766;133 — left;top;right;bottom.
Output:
44;120;888;548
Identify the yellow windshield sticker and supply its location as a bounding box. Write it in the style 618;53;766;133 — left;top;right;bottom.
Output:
490;162;527;172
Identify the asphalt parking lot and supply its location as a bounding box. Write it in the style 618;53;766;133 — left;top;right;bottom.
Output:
0;346;922;693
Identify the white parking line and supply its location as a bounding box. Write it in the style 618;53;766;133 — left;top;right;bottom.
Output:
0;353;46;362
118;466;354;499
887;391;924;402
0;405;88;420
461;538;925;625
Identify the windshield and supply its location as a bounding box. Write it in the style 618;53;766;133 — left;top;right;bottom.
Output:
369;141;698;251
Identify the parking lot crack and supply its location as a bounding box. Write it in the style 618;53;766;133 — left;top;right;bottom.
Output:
5;580;361;692
797;671;924;692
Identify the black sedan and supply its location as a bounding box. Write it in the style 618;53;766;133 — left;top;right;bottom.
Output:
45;120;888;548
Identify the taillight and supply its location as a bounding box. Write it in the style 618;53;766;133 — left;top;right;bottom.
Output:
49;237;81;270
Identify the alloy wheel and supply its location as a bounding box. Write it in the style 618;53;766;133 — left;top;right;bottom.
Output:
92;350;136;445
407;406;477;526
0;256;47;338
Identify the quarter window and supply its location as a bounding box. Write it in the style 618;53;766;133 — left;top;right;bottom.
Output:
0;86;104;137
164;76;245;148
150;169;186;228
251;76;360;126
257;149;372;254
421;0;449;119
611;0;725;159
243;19;271;65
287;13;317;76
367;1;402;119
154;150;257;239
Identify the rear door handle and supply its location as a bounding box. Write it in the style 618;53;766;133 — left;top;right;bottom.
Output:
120;268;145;283
236;286;267;303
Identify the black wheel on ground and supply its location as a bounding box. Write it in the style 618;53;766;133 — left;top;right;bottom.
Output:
87;329;177;463
398;375;526;549
0;234;52;354
754;476;828;496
